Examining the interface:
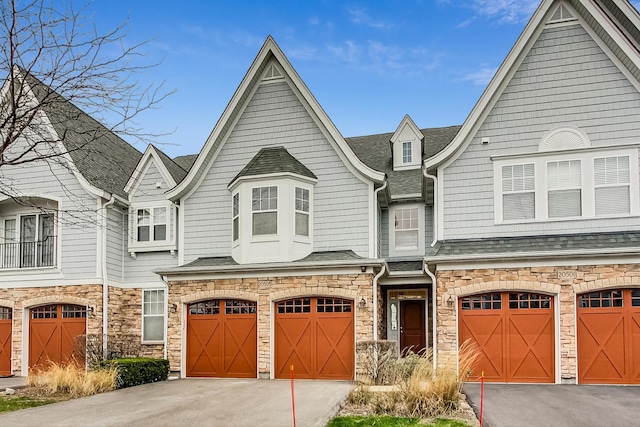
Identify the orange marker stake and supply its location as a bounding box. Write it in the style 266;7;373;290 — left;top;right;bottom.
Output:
479;370;485;427
290;364;297;427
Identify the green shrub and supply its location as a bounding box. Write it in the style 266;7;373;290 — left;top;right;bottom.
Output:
97;358;169;389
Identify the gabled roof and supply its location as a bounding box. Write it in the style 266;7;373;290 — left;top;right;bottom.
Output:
229;146;316;187
166;36;385;201
21;70;142;200
345;126;460;197
424;0;640;169
124;144;186;196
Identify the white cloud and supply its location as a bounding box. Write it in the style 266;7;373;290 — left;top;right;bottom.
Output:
462;67;498;85
326;40;441;76
346;6;392;29
452;0;540;25
287;45;318;60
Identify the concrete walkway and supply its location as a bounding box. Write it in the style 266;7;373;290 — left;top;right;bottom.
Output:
0;376;26;390
464;383;640;427
0;378;352;427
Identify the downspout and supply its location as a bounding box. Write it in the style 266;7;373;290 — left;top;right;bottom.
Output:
422;168;438;247
423;261;438;372
372;180;387;343
160;275;169;360
373;180;388;260
101;195;116;359
372;262;386;341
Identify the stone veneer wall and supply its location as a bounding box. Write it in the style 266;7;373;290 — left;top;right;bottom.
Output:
166;273;374;377
0;284;103;374
108;287;165;359
436;264;640;383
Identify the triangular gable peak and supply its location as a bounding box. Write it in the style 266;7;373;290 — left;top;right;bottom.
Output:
390;114;423;171
125;144;177;200
424;0;640;170
166;36;385;201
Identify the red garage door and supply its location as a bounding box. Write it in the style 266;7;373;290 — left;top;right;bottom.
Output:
0;307;11;376
29;305;86;370
186;299;257;378
459;292;555;383
577;289;640;384
275;297;354;380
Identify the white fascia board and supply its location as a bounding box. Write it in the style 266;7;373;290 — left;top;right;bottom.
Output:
426;246;640;265
423;0;553;170
166;37;384;202
156;258;387;278
390;114;423;144
227;172;318;191
435;255;640;271
124;145;177;195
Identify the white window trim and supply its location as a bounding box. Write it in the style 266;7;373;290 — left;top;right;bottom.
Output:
402;141;412;164
141;288;166;344
128;201;176;252
251;185;279;238
389;203;425;257
494;147;639;224
293;186;311;240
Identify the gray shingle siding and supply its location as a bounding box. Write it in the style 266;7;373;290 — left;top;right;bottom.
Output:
106;207;125;283
442;23;640;240
182;80;370;263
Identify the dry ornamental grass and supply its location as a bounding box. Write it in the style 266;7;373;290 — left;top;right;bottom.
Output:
27;363;118;398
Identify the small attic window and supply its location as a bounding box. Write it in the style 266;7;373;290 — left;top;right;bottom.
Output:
549;4;575;23
263;63;283;81
402;141;412;163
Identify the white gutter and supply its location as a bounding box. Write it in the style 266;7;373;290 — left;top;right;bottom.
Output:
373;180;388;258
422;167;438;247
101;195;116;359
372;263;387;341
423;261;438;372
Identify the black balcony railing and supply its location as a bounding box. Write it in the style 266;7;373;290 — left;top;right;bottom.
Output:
0;236;56;269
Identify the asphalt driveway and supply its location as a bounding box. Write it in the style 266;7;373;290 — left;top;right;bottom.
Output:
464;383;640;427
0;378;353;427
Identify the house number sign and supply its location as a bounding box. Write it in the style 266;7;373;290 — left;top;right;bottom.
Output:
557;270;577;279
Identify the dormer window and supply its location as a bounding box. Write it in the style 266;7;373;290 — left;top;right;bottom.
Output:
252;186;278;235
137;207;167;242
402;142;412;164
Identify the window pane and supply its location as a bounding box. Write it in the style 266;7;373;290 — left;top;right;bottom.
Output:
503;193;535;220
153;207;166;223
154;224;167;241
548;189;581;218
233;217;239;241
295;212;309;236
137;209;150;225
138;226;150;241
143;316;164;341
253;212;277;235
232;193;239;217
596;186;630;216
396;230;418;250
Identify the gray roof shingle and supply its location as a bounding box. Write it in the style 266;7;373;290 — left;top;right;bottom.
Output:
153;146;188;184
230;146;317;186
388;261;423;272
173;154;198;172
345;126;460;196
23;70;142;199
432;231;640;261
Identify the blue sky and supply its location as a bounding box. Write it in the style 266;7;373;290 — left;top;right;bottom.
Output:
83;0;638;158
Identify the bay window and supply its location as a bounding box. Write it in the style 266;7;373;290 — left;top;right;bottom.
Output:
295;187;309;237
252;186;277;235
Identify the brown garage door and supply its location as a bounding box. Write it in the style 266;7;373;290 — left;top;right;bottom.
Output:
29;305;86;370
0;307;11;376
459;292;555;383
186;299;257;378
275;297;354;380
577;289;640;384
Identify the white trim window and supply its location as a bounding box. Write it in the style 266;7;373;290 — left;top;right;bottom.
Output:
136;207;167;242
232;193;240;241
252;186;277;236
389;204;425;257
142;289;165;343
502;164;535;221
547;160;581;218
402;141;412;164
494;147;639;223
594;156;630;216
294;187;310;237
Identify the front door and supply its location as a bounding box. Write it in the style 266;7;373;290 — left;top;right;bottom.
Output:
400;300;426;355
